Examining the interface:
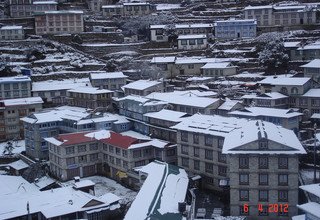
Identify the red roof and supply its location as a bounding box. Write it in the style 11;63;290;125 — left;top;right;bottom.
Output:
55;130;139;149
100;132;138;149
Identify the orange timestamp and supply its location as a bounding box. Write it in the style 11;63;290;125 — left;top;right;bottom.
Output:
243;203;289;213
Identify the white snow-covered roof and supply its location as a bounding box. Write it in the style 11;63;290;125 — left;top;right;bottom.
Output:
124;161;188;220
146;91;219;108
129;139;169;149
84;130;111;140
303;89;320;97
73;179;95;189
102;5;123;8
122;80;162;91
298;41;320;50
300;59;320;68
116;95;168;106
33;176;56;190
40;10;83;14
214;18;256;25
222;120;306;154
201;62;232;69
150;56;176;63
311;113;320;119
229;107;302;118
8;160;29;170
186;76;213;82
90;72;128;80
300;183;320;198
33;1;57;4
259;76;311;86
297;202;320;218
292;215;306;220
273;5;307;10
68;86;113;94
242;92;288;100
150;24;166;29
120;130;151;140
177;34;206;39
0;25;23;30
144;109;188;122
32;78;90;92
176;23;213;29
218;99;241;110
0;76;30;83
232;72;265;78
175;57;244;65
284;41;301;48
171;114;248;137
1;97;43;106
123;2;149;6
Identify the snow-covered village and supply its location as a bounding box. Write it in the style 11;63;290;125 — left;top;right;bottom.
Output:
0;0;320;219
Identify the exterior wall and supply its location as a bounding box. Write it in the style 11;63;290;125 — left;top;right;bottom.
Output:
33;89;68;103
293;96;320;115
148;118;177;143
124;83;164;96
150;29;169;42
202;67;237;77
101;6;122;17
0;79;31;99
152;63;175;78
67;91;113;109
214;20;256;39
102;3;152;17
9;1;57;18
244;7;273;26
177;37;207;50
173;63;205;76
90;77;126;91
87;0;112;12
261;82;312;96
242;97;289;109
304;67;320;83
229;152;299;220
176;130;227;191
0;27;24;40
35;12;84;35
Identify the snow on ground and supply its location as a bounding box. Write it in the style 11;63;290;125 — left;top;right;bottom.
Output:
63;176;137;205
82;42;146;47
156;4;181;10
0;140;25;156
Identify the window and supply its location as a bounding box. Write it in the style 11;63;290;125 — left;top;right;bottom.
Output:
188;64;194;69
109;145;114;153
182;157;189;168
278;190;288;202
218;166;227;176
239;156;249;169
89;143;98;151
194;160;200;170
116;148;121;155
205;149;213;160
205;135;213;146
197;39;204;45
278;174;288;186
218;138;224;148
239;173;249;185
181;145;189;155
181;39;187;45
205;162;213;173
259;190;268;202
189;39;196;45
78;155;87;163
194;147;199;157
66;157;75;165
78;145;86;153
239;190;249;201
166;149;175;156
193;133;199;144
259;156;268;169
133;150;142;158
278;157;288;169
181;131;188;142
218;152;226;163
66;146;74;155
90;153;98;162
122;150;128;158
259;141;268;150
259;174;268;185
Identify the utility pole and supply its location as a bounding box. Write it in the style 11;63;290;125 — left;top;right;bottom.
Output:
314;123;317;183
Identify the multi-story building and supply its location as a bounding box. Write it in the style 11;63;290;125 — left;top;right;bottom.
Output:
89;72;127;93
34;10;84;35
295;41;320;61
242;92;289;109
0;26;24;40
102;2;154;17
122;80;164;96
87;0;112;12
66;87;113;110
244;3;317;27
296;88;320;115
201;62;237;78
150;23;213;42
177;34;207;50
300;59;320;82
46;129;176;181
223;120;306;219
146;91;221;115
214;18;257;39
0;76;31;99
9;0;57;18
32;78;90;106
229;106;302;132
171;114;248;191
21;106;131;160
0;97;43;141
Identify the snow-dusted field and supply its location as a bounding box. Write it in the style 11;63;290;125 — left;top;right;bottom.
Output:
63;176;137;205
0;140;25;156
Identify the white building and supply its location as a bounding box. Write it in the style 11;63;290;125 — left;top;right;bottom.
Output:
214;18;257;39
177;34;207;50
9;0;58;18
0;76;31;99
0;26;24;40
300;59;320;82
201;62;237;77
122;80;163;96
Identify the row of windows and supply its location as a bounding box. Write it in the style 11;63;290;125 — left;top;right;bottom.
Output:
181;145;226;162
239;156;288;169
239;189;288;202
180;39;205;46
180;132;224;147
239;173;289;186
